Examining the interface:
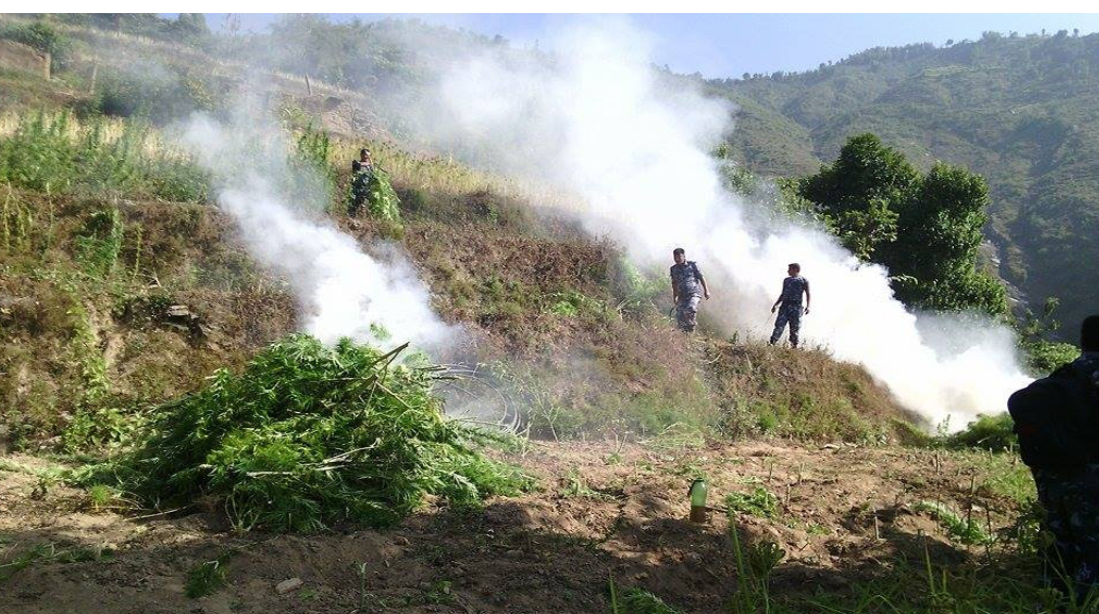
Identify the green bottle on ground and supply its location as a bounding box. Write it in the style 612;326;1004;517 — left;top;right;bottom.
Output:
689;478;708;523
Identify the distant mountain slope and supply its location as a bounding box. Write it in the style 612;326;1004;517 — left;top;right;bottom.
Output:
716;32;1099;336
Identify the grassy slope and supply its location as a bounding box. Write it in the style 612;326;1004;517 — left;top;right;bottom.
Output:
716;33;1099;337
21;16;1097;337
0;20;918;451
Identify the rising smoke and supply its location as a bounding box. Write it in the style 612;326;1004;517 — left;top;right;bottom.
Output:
181;106;454;351
404;19;1030;429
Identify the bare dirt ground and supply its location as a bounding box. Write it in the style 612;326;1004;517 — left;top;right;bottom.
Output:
0;440;1029;614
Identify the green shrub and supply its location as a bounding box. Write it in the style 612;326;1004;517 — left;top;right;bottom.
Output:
1021;338;1078;375
288;125;336;209
0;21;71;71
611;258;665;316
74;208;124;278
545;290;600;318
147;156;209;202
87;69;222;124
0;543;110;582
728;531;786;614
1017;298;1079;375
78;334;528;532
548;299;579;317
947;413;1016;451
399;186;427;214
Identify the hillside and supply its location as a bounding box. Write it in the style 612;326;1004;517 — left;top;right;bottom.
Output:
0;15;923;449
0;15;1062;614
218;19;1099;339
23;16;1094;335
712;31;1099;337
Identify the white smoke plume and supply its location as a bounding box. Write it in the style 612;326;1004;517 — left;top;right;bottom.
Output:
181;109;454;351
407;20;1030;429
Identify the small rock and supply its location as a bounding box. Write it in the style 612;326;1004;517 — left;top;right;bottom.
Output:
275;578;304;595
166;305;193;318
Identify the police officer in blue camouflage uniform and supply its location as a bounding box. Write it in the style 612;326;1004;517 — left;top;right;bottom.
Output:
669;248;710;333
1030;315;1099;602
769;263;810;348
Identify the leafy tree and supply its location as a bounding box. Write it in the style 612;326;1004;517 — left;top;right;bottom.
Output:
888;162;1008;315
800;134;1007;317
714;31;1099;339
165;13;210;45
1018;298;1080;374
50;13;209;47
799;133;917;260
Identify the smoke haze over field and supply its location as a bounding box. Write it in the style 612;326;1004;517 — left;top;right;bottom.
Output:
182;110;454;351
406;20;1030;429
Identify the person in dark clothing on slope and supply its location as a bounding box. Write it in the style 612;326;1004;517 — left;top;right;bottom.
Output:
669;248;710;333
769;263;810;348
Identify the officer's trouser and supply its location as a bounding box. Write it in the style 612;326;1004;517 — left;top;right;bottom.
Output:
770;304;802;347
675;296;701;332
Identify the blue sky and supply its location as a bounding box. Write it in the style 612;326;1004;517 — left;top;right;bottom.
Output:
205;13;1099;79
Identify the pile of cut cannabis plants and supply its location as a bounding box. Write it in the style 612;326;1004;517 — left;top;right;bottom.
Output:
81;334;526;532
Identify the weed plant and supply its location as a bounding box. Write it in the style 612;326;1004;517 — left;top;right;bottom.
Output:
726;487;780;519
560;467;612;500
365;168;402;223
608;510;1086;613
728;530;786;614
914;500;993;546
74;208;124;279
287;125;337;211
618;587;685;614
0;187;35;252
77;334;529;532
185;552;232;598
946;413;1016;452
0;543;110;582
0;111;209;202
610;258;666;316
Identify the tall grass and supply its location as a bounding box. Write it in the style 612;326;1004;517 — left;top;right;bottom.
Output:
335;139;580;214
0;111;209;202
717;527;1097;613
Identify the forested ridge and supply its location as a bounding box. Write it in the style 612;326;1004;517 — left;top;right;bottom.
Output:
712;30;1099;337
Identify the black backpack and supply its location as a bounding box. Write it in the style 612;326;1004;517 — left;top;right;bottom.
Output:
1008;358;1099;470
